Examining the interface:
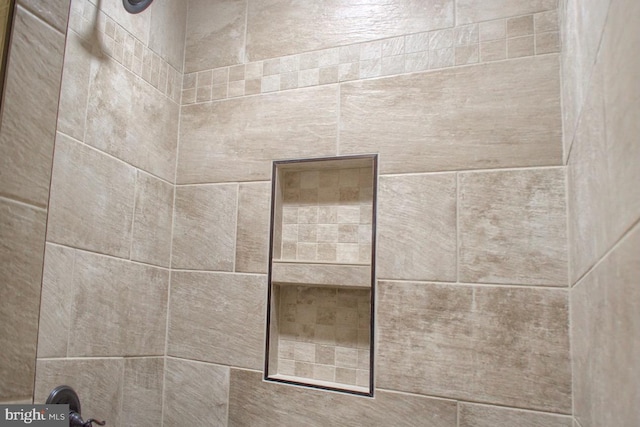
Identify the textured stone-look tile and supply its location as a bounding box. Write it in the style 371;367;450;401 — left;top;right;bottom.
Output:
457;0;556;24
178;85;337;184
36;244;75;358
185;0;245;72
47;134;136;258
229;369;457;426
459;169;567;286
271;262;371;287
246;0;453;61
56;31;93;141
34;358;124;427
340;55;562;174
164;358;229;427
85;56;179;182
377;174;456;281
0;200;46;401
149;0;186;71
122;358;164;427
377;281;571;413
0;7;64;207
572;226;640;427
168;272;267;369
172;184;237;270
68;251;169;356
459;403;573;427
18;0;70;32
131;171;174;267
93;0;150;45
236;182;271;273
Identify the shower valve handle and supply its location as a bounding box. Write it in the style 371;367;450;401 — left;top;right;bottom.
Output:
84;419;107;427
69;411;106;427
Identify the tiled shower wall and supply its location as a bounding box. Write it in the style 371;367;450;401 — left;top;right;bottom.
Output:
562;0;640;425
169;0;572;426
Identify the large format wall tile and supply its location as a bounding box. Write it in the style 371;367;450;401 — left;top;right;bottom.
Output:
172;184;238;271
459;168;567;286
17;0;70;32
185;0;246;72
377;174;456;281
122;358;164;427
168;272;267;369
236;182;271;273
34;358;123;427
0;200;46;401
229;368;457;426
246;0;454;61
459;403;573;427
0;6;64;207
68;251;169;356
572;225;640;427
149;0;187;71
131;171;174;267
85;55;179;182
457;0;556;24
177;85;337;184
47;134;136;258
163;358;230;427
377;281;571;413
37;244;75;358
340;55;562;174
90;0;150;45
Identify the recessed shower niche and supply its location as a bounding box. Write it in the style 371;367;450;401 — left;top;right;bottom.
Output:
265;155;377;396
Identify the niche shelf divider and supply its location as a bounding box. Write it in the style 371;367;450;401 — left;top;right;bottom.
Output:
264;154;377;396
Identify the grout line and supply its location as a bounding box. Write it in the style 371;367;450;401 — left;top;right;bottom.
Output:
65;250;77;358
128;171;139;261
232;184;240;272
0;195;48;212
242;0;249;63
456;172;460;283
379;278;571;290
336;83;341;156
42;242;171;270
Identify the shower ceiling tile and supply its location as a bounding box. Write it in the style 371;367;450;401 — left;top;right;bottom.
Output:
177;85;337;184
377;281;571;413
168;272;267;370
456;0;556;24
339;55;562;174
172;184;238;271
246;0;454;61
459;168;567;286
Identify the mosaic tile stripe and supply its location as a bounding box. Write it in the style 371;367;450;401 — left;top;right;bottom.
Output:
68;0;181;104
183;11;559;105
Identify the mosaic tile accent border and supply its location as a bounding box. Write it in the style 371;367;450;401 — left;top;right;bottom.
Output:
276;286;371;389
68;0;182;104
183;10;559;105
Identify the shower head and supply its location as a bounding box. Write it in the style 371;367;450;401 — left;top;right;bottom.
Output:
123;0;153;14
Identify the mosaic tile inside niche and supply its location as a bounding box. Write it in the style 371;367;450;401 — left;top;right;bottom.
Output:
277;285;371;388
280;167;373;264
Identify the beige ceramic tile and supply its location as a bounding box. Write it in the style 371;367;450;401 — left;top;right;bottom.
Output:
131;171;174;267
459;168;567;286
377;281;571;412
36;244;75;358
164;359;229;427
149;0;186;71
172;184;238;271
236;182;271;273
168;272;267;369
457;0;556;24
0;7;64;207
84;55;179;182
47;134;136;258
377;174;456;281
67;250;169;356
122;358;164;427
271;262;371;287
34;358;124;426
93;0;150;45
0;200;46;401
572;225;640;427
340;55;562;174
17;0;70;32
246;0;453;61
185;0;245;72
536;31;560;54
178;86;337;184
459;403;573;427
507;35;535;58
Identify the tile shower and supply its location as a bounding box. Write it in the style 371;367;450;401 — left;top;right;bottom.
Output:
0;0;637;427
